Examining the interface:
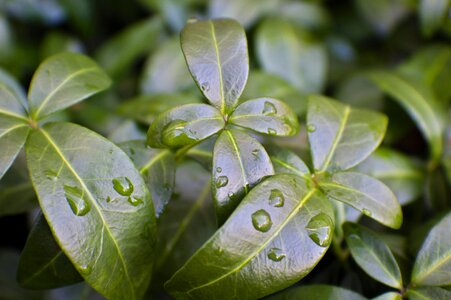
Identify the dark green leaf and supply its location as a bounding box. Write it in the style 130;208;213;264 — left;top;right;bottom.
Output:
26;122;156;300
17;215;83;289
369;71;445;162
411;211;451;286
356;148;424;205
186;136;215;170
119;140;175;217
344;223;403;289
181;18;249;114
419;0;450;37
320;172;402;229
229;97;299;136
267;145;310;178
147;103;225;148
212;129;274;224
267;284;366;300
165;174;334;299
407;287;451;300
28;52;111;120
0;182;35;216
307;95;388;173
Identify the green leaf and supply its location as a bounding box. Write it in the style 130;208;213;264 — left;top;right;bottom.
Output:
229;97;299;136
266;284;366;300
186;136;215;170
140;36;193;95
212;129;274;224
267;145;310;178
368;71;445;162
119;140;175;217
256;18;327;94
407;287;451;300
356;148;424;205
0;182;35;216
26;122;156;300
372;292;402;300
307;95;388;173
344;223;403;289
181;18;249;114
0;68;28;112
108;121;145;144
28;52;111;120
419;0;450;37
165;174;334;299
17;215;82;289
147;103;225;148
411;211;451;286
319;172;402;229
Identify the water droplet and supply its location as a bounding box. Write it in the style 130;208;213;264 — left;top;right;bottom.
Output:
362;208;372;216
252;149;259;158
215;176;228;188
45;170;58;181
106;196;112;203
162;119;196;145
201;82;210;92
216;167;222;173
251;209;272;232
79;264;92;275
307;124;316;132
269;189;284;207
262;101;277;115
267;128;277;135
64;185;90;216
306;213;333;247
112;177;134;196
128;196;143;207
267;247;285;261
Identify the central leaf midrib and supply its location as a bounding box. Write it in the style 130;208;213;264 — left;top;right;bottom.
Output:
40;128;136;299
209;20;225;114
414;248;451;283
21;251;65;286
225;130;248;194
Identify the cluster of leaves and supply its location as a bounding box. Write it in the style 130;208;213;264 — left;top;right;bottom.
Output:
0;0;450;300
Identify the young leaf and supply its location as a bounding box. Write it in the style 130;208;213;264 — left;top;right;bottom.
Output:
356;148;424;205
407;287;451;300
181;18;249;114
266;284;366;300
17;215;82;289
419;0;449;37
212;129;274;224
307;95;388;173
369;71;445;162
319;172;402;229
119;140;175;217
343;223;403;289
147;104;225;148
228;97;299;136
28;52;111;120
267;145;310;178
411;211;451;286
165;174;334;299
26;122;156;300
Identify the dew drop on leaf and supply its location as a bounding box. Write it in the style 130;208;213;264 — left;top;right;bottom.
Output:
251;209;273;232
79;264;92;275
64;185;90;216
215;176;229;188
305;213;333;247
307;124;316;132
262;101;277;115
162;119;197;145
44;170;59;181
252;149;259;158
267;128;277;135
201;82;210;92
216;167;222;173
269;189;284;207
267;247;286;261
128;196;143;207
362;208;372;217
112;177;134;196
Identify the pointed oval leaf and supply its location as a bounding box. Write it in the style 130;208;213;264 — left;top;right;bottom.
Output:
0;68;28;116
147;103;225;148
212;129;274;224
0;118;30;180
26;122;156;300
267;145;310;178
17;215;82;289
344;223;403;289
165;174;334;299
266;284;366;300
181;18;249;114
368;71;445;162
319;172;402;229
119;140;175;217
308;95;388;173
407;287;451;300
229;97;299;136
28;52;111;120
411;211;451;286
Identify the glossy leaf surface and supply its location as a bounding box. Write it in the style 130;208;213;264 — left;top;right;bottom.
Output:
344;223;403;289
267;284;366;300
411;211;451;286
229;97;299;136
26;122;156;300
165;174;334;299
320;172;402;229
267;145;310;178
407;287;451;300
0;68;28;113
212;129;274;224
17;215;82;289
308;95;388;173
147;104;224;148
28;52;111;120
181;18;248;114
